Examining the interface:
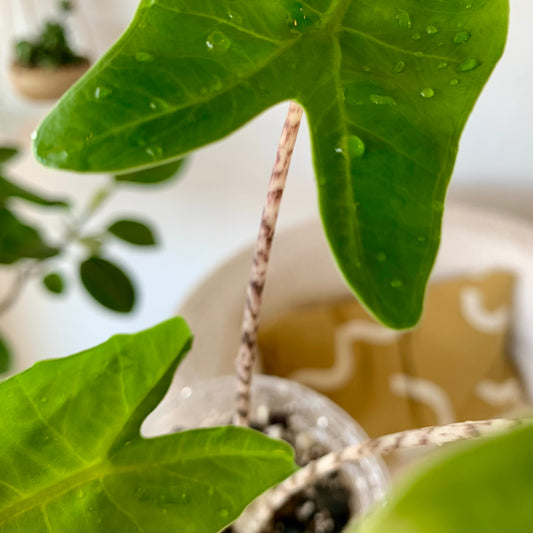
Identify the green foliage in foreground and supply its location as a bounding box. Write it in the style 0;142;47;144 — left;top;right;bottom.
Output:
0;318;297;532
354;424;533;533
34;0;509;328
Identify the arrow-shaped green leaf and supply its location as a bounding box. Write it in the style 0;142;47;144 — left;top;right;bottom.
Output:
0;318;297;532
33;0;509;327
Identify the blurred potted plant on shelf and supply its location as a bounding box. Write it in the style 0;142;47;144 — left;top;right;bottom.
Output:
9;1;90;100
1;0;532;532
0;144;185;373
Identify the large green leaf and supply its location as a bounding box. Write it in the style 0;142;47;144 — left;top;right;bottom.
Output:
0;175;68;207
33;0;509;328
354;424;533;533
0;318;297;532
0;207;59;264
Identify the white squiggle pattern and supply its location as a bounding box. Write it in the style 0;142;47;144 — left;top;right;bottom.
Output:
460;287;510;334
289;321;400;391
477;378;523;406
390;373;456;425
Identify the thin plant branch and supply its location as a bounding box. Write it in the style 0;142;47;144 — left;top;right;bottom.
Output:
0;182;114;318
234;102;304;427
0;268;29;315
242;418;524;532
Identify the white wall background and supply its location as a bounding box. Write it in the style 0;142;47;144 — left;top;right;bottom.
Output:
0;0;532;373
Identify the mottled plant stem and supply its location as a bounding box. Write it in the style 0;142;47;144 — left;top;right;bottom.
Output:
244;418;523;532
234;102;304;427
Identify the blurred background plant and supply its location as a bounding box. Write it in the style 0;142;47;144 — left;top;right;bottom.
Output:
0;145;185;374
14;0;84;70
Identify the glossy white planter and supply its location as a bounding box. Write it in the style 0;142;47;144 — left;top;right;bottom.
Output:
168;203;533;397
143;374;389;524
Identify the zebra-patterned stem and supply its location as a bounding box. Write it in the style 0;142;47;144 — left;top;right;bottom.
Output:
234;102;304;427
241;418;523;532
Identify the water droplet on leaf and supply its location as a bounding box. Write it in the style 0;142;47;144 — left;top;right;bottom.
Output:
426;25;439;35
135;51;154;62
437;61;448;69
414;51;424;59
420;87;434;98
47;150;68;165
145;146;164;159
347;135;365;158
362;65;371;72
94;86;112;99
149;97;169;111
454;31;471;44
394;60;406;73
206;31;231;53
227;9;242;24
450;78;460;85
412;32;421;41
395;9;411;29
289;1;314;31
457;58;480;72
370;94;396;106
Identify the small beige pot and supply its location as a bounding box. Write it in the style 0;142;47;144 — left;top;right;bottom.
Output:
8;59;90;100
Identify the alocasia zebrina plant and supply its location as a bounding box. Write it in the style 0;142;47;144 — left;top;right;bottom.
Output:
0;318;296;532
33;0;509;328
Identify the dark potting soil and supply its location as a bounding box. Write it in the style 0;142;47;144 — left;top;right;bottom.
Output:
223;410;353;533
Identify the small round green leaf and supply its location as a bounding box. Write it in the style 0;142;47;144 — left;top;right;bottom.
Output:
80;256;135;313
108;219;157;246
42;272;66;295
115;159;186;185
0;334;11;373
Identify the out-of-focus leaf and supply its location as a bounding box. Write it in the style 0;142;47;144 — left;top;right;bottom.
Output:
115;158;186;184
0;175;68;207
0;148;18;165
0;318;297;532
42;272;66;294
0;333;11;373
0;207;58;264
79;255;135;312
354;424;533;533
108;219;157;246
33;0;509;328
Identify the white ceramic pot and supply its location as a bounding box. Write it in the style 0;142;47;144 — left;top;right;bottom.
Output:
143;374;389;526
168;203;533;397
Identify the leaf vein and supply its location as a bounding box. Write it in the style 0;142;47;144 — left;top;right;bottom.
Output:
340;26;458;63
155;4;283;46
